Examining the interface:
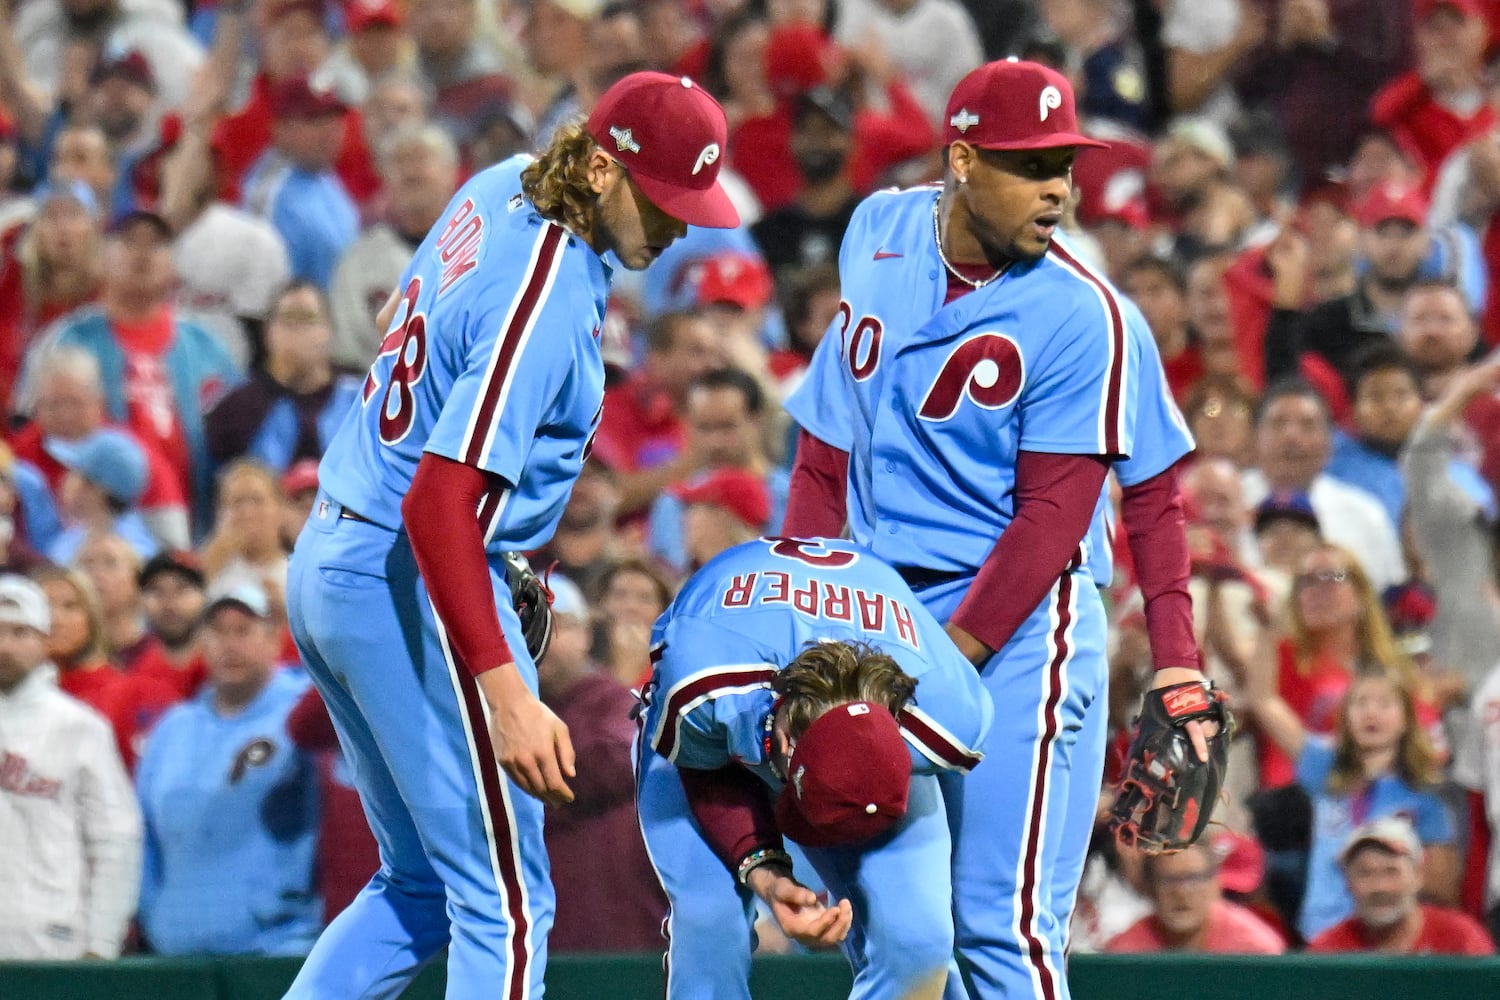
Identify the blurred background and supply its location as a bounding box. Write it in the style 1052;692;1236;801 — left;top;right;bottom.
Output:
0;0;1499;978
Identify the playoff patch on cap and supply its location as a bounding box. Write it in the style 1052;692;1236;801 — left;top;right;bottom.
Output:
585;71;739;229
944;59;1107;152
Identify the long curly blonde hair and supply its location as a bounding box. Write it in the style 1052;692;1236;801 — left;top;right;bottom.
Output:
520;121;602;237
1326;666;1441;795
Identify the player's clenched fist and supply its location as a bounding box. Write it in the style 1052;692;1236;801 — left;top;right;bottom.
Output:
745;865;853;950
478;665;577;806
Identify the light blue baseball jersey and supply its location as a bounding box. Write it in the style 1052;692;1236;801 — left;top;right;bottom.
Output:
318;154;609;552
136;669;320;956
785;186;1174;584
641;536;992;784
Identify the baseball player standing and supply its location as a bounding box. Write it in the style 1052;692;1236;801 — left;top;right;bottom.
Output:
637;536;991;1000
783;61;1209;1000
283;72;740;1000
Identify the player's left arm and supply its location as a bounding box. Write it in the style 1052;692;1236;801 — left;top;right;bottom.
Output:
1113;312;1213;753
675;763;852;947
946;451;1110;661
783;429;849;538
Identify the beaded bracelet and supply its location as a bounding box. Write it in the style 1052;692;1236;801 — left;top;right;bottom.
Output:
735;847;793;887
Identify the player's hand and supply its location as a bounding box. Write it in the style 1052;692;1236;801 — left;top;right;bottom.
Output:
478;666;576;806
943;622;992;667
746;866;853;950
1149;667;1217;762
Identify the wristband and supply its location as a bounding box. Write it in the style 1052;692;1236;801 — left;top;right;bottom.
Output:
735;847;793;887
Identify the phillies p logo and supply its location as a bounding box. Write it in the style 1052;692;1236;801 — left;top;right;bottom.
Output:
918;333;1024;421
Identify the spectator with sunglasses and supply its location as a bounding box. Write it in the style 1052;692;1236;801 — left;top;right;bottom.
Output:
1246;543;1442;790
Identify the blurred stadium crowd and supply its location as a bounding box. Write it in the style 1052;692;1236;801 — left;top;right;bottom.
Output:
2;0;1500;968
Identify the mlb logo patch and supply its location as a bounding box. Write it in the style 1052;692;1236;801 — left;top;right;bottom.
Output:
317;500;329;520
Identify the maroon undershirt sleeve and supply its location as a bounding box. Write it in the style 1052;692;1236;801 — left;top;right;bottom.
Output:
950;451;1110;655
402;452;515;677
1119;459;1201;671
782;429;849;539
677;765;784;874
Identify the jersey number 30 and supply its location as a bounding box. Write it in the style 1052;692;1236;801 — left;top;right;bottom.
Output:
363;277;430;445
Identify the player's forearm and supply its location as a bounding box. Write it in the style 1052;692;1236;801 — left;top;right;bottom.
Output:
782;430;849;538
1119;461;1201;671
949;452;1110;656
676;764;784;873
403;453;516;677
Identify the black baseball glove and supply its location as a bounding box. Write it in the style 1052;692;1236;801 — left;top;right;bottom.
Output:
1109;680;1234;854
501;551;555;664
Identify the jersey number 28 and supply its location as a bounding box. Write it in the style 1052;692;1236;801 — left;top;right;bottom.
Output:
363;276;430;445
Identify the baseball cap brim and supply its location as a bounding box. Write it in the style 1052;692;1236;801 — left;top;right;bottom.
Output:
774;784;900;848
631;170;740;229
970;132;1109;151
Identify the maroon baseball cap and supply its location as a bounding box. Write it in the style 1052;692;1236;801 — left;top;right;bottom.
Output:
945;59;1107;152
586;72;739;229
672;468;772;530
270;77;346;120
774;701;912;848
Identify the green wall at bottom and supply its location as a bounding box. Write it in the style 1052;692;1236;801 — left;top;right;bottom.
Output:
2;952;1498;999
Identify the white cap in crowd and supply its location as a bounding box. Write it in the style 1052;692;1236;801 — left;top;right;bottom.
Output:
548;574;589;621
0;575;51;634
1338;816;1422;867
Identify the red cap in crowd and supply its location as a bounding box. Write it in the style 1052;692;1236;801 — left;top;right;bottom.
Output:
280;458;321;498
1414;0;1483;20
944;59;1108;151
586;71;739;229
92;50;155;92
346;0;401;31
672;468;771;530
1356;182;1427;229
692;251;774;311
1211;830;1266;895
270;77;347;119
765;24;839;98
774;701;912;847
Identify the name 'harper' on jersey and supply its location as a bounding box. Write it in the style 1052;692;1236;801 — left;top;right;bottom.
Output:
718;564;920;651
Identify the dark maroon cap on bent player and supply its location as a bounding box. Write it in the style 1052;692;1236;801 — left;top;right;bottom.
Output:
944;59;1108;152
775;700;912;847
586;71;740;229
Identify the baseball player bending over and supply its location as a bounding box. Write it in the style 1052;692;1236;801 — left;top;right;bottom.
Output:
283;72;739;1000
637;536;993;1000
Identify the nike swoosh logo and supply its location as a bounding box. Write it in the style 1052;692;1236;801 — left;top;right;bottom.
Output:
873;249;903;260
